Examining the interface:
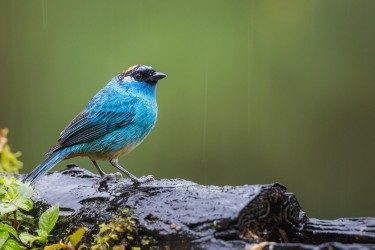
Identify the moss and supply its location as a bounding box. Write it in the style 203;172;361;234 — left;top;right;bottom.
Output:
91;209;157;250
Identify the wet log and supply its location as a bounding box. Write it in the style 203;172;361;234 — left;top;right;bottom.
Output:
26;165;375;249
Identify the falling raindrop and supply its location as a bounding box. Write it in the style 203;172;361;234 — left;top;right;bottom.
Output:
247;1;255;137
42;0;48;35
247;21;251;137
202;53;209;184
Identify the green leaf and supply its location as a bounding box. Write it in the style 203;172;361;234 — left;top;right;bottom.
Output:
0;231;9;249
39;204;59;234
36;229;48;243
19;232;40;246
44;243;69;250
0;177;15;189
12;197;33;211
0;203;18;215
68;227;87;247
4;186;17;201
14;183;33;199
0;222;19;240
2;238;24;250
13;211;34;224
0;185;7;197
1;181;34;211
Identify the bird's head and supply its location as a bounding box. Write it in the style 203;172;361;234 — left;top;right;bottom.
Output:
119;65;167;85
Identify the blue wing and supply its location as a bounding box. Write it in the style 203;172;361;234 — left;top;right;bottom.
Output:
47;94;137;155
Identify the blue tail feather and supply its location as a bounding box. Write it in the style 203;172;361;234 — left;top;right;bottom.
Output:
23;149;70;184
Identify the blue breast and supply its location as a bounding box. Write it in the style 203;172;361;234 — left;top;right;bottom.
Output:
75;77;158;156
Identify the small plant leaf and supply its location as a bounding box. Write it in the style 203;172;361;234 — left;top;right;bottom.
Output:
13;211;35;225
44;242;70;250
0;222;19;240
5;186;17;200
14;183;33;199
0;177;15;189
0;230;9;249
39;204;59;234
0;185;7;197
36;229;48;243
68;227;87;247
0;203;18;215
12;197;33;211
19;232;40;246
2;238;24;250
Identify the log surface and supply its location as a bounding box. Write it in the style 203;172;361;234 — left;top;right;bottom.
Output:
28;166;375;250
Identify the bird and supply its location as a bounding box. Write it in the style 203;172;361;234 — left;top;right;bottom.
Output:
23;64;166;184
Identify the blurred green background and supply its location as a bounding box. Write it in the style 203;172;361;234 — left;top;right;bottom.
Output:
1;0;374;219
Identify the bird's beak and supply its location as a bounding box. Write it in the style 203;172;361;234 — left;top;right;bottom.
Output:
147;72;167;82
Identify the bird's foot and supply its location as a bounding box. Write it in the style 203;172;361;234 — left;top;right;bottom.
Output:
100;172;122;181
108;159;154;185
131;175;154;185
92;172;122;188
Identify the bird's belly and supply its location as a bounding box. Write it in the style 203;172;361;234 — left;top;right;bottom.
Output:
86;143;140;160
78;121;155;160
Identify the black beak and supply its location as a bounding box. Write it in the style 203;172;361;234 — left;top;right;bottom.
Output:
146;72;167;84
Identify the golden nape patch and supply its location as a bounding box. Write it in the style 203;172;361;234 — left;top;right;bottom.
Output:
124;64;140;74
122;75;132;83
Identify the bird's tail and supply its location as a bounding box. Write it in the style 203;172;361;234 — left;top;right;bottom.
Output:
23;149;70;184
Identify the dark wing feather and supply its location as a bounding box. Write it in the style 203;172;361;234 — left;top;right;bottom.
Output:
47;99;137;155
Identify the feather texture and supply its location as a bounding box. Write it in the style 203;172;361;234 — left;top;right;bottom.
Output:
24;64;165;184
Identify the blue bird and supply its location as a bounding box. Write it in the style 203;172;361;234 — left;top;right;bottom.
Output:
24;65;166;184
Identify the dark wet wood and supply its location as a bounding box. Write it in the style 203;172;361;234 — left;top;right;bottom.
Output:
23;166;375;250
295;217;375;243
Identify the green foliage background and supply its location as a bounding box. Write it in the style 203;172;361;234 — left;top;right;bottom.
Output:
1;0;374;219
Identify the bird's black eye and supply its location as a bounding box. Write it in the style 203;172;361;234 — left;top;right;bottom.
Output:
134;73;142;81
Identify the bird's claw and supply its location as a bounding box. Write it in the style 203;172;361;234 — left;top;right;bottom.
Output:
92;172;122;188
101;172;122;181
133;175;154;185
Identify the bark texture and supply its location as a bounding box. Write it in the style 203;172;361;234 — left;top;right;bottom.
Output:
27;166;375;250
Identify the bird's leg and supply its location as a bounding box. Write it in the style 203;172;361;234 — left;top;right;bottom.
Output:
91;160;121;189
109;158;154;184
109;158;140;183
91;160;107;177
